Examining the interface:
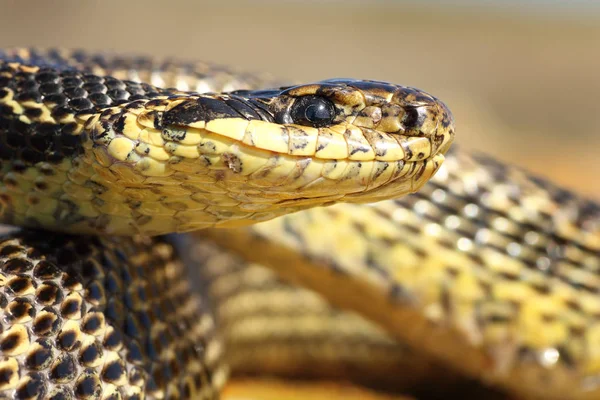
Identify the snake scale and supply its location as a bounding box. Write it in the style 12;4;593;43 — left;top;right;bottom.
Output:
0;48;598;400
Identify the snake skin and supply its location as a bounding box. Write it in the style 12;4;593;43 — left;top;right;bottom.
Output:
203;148;600;400
182;236;511;400
0;48;598;400
0;49;458;399
0;230;224;399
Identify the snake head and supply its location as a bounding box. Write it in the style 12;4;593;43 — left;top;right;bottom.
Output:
214;79;455;203
77;79;454;233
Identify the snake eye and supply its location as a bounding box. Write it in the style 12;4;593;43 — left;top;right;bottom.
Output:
403;107;425;131
290;96;336;127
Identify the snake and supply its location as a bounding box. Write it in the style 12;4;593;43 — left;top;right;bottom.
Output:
0;48;597;400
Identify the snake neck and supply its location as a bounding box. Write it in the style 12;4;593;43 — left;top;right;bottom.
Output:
0;60;183;234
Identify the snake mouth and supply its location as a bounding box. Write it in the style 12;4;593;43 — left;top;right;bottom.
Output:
185;127;448;211
158;115;450;163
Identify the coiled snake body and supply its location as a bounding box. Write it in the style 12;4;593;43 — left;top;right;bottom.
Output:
0;49;597;400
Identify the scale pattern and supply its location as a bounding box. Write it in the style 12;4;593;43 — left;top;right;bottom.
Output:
0;231;223;399
202;149;600;400
5;48;599;400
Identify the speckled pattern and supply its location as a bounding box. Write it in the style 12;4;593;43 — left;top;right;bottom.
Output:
185;238;442;386
0;49;460;399
183;237;513;400
203;148;600;400
0;49;454;236
4;48;598;400
0;230;224;399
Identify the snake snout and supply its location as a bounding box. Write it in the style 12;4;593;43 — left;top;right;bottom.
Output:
321;80;455;159
409;100;455;157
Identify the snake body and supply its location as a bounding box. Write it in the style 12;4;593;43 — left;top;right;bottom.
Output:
203;151;600;400
0;48;598;400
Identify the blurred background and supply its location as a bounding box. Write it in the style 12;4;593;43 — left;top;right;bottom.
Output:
0;0;598;198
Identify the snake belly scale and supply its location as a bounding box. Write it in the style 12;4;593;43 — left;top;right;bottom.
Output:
0;47;598;400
